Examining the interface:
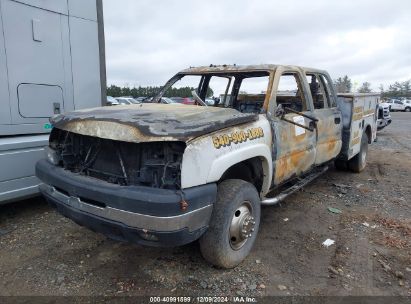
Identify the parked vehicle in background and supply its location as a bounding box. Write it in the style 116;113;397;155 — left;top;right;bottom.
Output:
36;64;378;268
182;97;195;105
403;99;411;111
160;97;182;105
0;0;105;204
115;98;132;105
386;99;411;112
205;98;218;106
377;102;392;131
135;97;148;103
115;97;140;105
170;97;184;103
107;96;119;106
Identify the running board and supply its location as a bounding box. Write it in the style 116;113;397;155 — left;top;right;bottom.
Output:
261;166;329;205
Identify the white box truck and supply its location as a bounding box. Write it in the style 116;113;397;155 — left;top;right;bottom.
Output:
0;0;106;204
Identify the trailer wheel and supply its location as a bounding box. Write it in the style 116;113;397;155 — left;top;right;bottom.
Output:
348;131;368;173
334;159;347;171
199;179;260;269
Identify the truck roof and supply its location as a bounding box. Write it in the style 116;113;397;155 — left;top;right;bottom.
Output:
180;64;328;75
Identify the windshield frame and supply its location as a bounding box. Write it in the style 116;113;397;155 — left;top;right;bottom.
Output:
152;70;274;112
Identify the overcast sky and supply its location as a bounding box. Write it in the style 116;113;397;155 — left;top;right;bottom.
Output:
103;0;411;91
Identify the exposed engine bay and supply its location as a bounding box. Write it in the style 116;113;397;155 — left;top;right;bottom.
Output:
49;128;185;189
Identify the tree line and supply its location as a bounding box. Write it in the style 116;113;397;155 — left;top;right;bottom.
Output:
334;76;411;98
107;77;411;99
107;85;213;98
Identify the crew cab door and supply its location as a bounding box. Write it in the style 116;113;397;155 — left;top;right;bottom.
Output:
305;73;342;164
269;70;316;185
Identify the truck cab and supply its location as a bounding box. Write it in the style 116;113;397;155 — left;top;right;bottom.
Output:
36;64;377;268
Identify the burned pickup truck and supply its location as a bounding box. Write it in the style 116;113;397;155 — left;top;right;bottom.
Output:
36;65;378;268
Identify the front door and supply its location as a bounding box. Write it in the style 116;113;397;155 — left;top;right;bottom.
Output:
271;71;316;185
305;73;342;164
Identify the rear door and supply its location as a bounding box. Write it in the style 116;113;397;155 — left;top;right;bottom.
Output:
305;73;342;165
270;69;316;185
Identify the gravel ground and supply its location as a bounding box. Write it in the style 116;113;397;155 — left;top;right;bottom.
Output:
0;112;410;297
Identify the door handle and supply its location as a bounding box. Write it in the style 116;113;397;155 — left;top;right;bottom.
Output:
334;117;341;124
53;102;61;114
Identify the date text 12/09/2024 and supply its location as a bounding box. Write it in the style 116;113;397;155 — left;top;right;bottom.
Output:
150;296;257;303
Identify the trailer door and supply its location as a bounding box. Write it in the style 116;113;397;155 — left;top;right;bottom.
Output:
0;0;70;123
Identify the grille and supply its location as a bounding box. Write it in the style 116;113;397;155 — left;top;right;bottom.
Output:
49;128;185;189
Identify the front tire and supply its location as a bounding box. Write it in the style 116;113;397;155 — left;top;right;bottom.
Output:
199;179;261;268
348;131;369;173
405;107;411;112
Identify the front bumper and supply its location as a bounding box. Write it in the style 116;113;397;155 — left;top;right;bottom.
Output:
36;159;216;247
377;117;392;130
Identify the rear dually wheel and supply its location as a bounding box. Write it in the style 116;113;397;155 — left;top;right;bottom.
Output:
348;131;369;173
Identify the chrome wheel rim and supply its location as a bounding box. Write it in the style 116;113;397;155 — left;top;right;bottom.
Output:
229;201;255;250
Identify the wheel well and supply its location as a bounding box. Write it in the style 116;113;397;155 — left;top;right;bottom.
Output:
219;157;264;193
365;124;372;144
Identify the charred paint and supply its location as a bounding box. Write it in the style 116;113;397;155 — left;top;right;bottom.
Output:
51;104;257;143
274;149;315;184
271;112;317;185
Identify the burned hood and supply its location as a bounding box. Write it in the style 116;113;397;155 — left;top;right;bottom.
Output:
51;104;258;143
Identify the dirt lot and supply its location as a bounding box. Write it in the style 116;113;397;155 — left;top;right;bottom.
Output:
0;112;410;297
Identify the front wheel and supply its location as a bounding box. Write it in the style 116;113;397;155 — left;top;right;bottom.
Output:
405;107;411;112
348;131;369;173
199;179;261;268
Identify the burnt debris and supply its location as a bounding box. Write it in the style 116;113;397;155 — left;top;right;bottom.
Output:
49;128;185;189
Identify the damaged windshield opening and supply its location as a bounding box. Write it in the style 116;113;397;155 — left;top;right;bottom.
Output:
153;71;271;113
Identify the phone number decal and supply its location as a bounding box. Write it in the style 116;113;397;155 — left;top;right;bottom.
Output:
212;127;264;149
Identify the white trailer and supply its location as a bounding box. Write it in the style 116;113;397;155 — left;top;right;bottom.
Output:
0;0;106;203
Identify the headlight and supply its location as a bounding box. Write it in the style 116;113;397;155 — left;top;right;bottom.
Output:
45;146;60;165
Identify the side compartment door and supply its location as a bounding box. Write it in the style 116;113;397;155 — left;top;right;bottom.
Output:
270;71;316;185
306;73;342;165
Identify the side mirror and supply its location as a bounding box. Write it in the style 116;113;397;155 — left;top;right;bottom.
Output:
309;120;317;130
